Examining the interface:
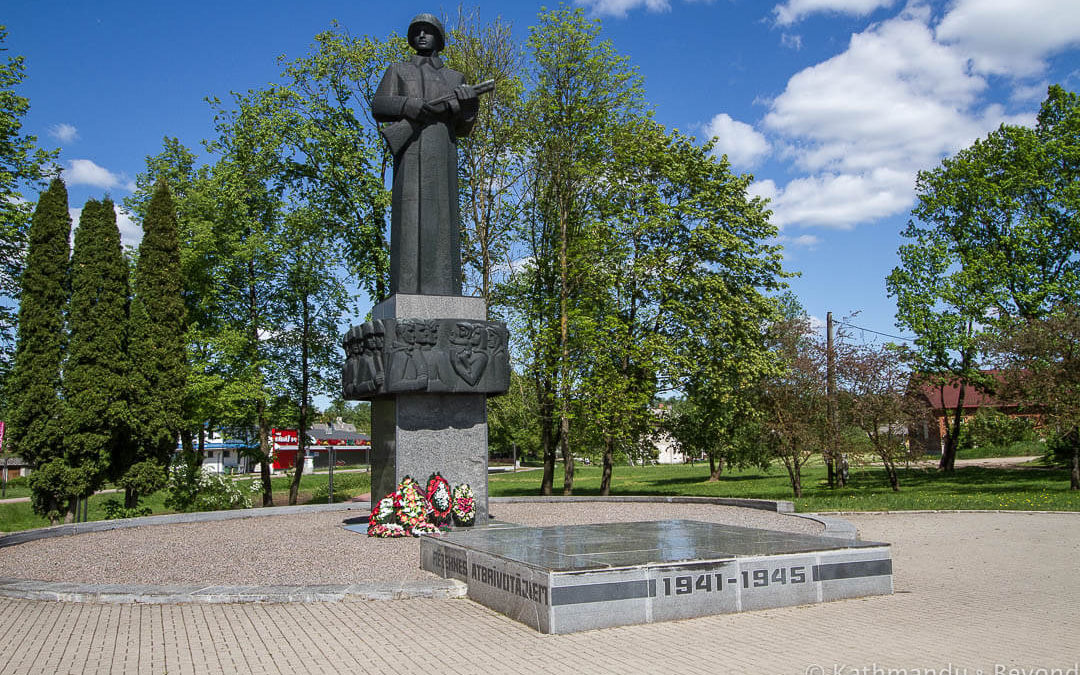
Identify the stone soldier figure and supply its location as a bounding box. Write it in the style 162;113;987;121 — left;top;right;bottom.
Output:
372;13;479;296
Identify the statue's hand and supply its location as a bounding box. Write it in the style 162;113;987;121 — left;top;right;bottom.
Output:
454;84;477;102
403;97;428;121
421;101;448;121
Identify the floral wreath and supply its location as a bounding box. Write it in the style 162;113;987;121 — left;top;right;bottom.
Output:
452;483;476;527
426;472;453;526
367;473;478;537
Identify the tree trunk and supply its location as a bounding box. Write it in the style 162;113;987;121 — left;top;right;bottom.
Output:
1071;442;1079;491
539;381;555;496
783;454;803;498
64;496;77;524
558;198;573;497
883;459;900;492
939;381;966;472
560;415;573;496
196;426;205;467
289;298;312;506
257;400;273;507
708;453;723;482
124;487;136;509
180;428;195;463
600;436;614;496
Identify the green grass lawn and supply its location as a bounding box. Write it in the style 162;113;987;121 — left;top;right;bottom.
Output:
3;461;1076;534
955;440;1046;460
489;462;1080;512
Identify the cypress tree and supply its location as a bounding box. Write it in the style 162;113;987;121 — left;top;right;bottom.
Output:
127;179;186;506
7;178;70;471
62;197;131;514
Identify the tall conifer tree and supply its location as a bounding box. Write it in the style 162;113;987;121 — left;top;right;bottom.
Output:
128;179;186;504
7;178;70;468
62;198;131;505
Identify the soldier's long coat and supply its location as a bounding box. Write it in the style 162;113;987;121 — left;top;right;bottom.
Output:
372;55;475;296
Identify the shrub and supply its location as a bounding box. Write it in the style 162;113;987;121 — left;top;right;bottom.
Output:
960;408;1036;449
118;461;167;499
164;461;251;512
102;498;152;520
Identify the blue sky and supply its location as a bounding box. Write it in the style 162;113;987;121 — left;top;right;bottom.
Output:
6;0;1080;342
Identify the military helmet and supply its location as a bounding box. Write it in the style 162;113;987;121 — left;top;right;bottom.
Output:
408;13;445;52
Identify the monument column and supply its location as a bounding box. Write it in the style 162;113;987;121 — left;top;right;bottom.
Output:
343;13;506;524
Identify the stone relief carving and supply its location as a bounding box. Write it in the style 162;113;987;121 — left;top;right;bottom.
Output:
343;318;509;399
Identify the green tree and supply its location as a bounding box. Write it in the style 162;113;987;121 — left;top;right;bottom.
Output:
6;179;70;484
988;309;1080;489
62;198;131;520
126;179;187;507
125;139;226;466
443;9;528;306
270;208;349;505
513;6;645;495
618;123;785;485
0;26;58;386
760;303;827;498
887;86;1080;471
838;341;929;492
268;26;404;301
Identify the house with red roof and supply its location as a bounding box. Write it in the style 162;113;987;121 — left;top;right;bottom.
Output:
912;370;1040;455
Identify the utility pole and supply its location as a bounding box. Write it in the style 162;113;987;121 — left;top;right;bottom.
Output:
826;312;842;487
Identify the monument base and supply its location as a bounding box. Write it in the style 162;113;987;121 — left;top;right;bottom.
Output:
421;520;892;634
371;393;489;523
369;294;492;524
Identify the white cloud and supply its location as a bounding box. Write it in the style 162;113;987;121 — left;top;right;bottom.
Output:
48;123;79;143
756;5;1037;229
65;159;136;192
115;208;141;248
789;234;821;248
705;113;771;168
935;0;1080;78
781;33;803;50
773;0;898;26
574;0;671;17
69;205;143;249
764;6;994;174
764;169;914;229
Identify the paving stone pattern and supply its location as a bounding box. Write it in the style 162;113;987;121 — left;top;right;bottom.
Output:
0;511;1076;674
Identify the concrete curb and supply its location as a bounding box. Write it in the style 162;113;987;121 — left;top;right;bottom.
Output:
0;496;858;605
0;501;369;549
490;495;796;513
789;513;858;539
0;576;467;604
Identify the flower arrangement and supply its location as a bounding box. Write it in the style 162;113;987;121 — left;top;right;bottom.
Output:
452;483;476;527
425;472;453;526
393;476;427;531
368;475;452;537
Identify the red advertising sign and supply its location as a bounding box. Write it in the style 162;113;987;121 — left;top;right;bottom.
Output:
271;428;298;445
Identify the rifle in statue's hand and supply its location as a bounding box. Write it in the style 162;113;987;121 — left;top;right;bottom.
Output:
380;79;496;156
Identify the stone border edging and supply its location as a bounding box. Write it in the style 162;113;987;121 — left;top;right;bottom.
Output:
0;496;864;605
0;501;368;549
0;576;467;604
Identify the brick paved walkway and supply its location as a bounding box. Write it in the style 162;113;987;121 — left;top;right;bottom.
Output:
1;511;1076;674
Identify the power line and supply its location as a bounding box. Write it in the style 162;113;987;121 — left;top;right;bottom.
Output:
834;319;917;343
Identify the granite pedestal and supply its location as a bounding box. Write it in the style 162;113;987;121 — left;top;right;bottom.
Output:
421;520;892;634
369;294;491;524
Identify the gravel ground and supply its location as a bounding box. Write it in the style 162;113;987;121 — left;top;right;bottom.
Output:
0;502;820;586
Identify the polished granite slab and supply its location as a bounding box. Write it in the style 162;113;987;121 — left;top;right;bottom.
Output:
419;519;893;633
430;520;885;570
